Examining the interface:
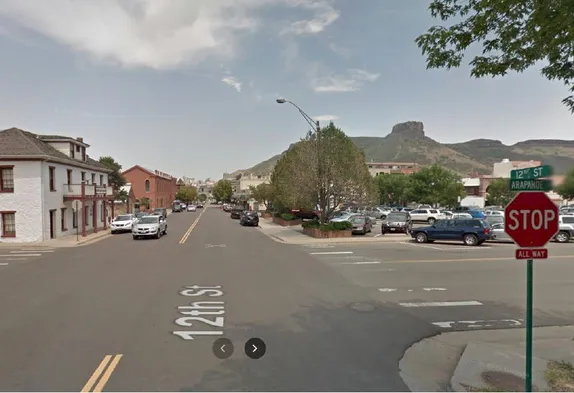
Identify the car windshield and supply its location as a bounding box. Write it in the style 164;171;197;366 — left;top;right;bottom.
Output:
350;217;365;223
115;215;132;221
138;217;159;224
386;213;408;221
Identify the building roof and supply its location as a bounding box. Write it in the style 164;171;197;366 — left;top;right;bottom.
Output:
0;128;111;172
122;165;175;180
37;134;90;147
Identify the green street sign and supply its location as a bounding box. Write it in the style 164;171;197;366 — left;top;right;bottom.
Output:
510;165;553;180
510;179;553;192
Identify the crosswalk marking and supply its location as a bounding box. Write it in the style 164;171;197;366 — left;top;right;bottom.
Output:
338;261;381;265
378;287;447;292
310;251;353;255
0;254;41;257
10;250;54;253
399;300;483;308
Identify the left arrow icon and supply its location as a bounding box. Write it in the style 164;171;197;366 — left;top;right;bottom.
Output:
213;338;233;359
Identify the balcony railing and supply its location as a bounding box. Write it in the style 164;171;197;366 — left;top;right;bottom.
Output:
63;183;114;199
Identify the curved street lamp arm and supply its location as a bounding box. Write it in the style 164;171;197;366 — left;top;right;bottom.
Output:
286;100;319;131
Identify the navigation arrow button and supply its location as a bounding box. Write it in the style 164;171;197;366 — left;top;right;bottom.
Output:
245;338;266;359
213;338;233;359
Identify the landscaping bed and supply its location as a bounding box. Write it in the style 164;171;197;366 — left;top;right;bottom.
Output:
272;213;302;226
301;220;353;238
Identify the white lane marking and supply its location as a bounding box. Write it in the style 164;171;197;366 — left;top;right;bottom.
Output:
338;261;381;265
401;242;444;250
422;287;448;291
374;234;382;237
310;251;353;255
378;287;447;293
365;268;397;272
0;254;41;257
10;250;54;253
378;288;397;292
0;258;28;261
432;319;523;329
399;300;483;308
0;263;8;266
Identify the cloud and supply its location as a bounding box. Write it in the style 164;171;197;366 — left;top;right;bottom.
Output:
314;115;338;122
312;68;381;93
281;0;340;35
0;0;336;70
222;76;242;92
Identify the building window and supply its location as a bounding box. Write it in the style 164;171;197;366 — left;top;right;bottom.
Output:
81;171;86;182
61;208;67;231
76;145;81;152
145;179;150;192
70;145;75;158
49;166;56;191
0;211;16;238
82;147;86;161
100;175;104;186
0;166;14;193
91;173;95;184
73;209;77;229
67;169;72;185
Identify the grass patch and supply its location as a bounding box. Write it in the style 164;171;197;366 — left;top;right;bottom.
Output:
545;361;574;392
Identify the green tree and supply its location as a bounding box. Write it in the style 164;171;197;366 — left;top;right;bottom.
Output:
271;123;374;223
139;197;150;210
116;189;128;203
98;156;126;195
249;183;274;210
212;180;233;202
555;168;574;201
375;174;412;206
175;186;198;203
198;193;208;202
486;178;517;206
409;164;465;207
415;0;574;112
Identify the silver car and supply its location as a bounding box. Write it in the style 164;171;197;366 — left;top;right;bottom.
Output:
132;215;167;240
110;214;137;234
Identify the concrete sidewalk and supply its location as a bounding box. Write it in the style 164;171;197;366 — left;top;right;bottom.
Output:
0;230;111;248
257;218;410;244
400;325;574;392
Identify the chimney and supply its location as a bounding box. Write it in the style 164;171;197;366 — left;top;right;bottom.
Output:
77;137;83;143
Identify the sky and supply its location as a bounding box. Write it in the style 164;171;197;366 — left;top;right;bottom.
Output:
0;0;573;180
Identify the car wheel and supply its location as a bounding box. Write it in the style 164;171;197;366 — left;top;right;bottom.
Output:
463;234;478;246
380;229;385;235
427;217;436;225
132;235;137;240
156;231;161;239
381;215;387;220
415;232;428;243
163;226;167;235
555;231;570;243
362;227;367;235
111;230;116;234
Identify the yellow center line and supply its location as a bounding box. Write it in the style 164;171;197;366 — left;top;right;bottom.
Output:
81;355;112;392
179;208;207;244
93;354;123;392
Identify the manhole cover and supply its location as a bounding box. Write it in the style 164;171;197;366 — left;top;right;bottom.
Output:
481;371;538;392
350;302;376;312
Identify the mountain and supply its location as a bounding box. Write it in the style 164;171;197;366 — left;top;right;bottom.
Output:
231;121;574;177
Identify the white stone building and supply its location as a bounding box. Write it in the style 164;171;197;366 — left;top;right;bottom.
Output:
0;128;115;243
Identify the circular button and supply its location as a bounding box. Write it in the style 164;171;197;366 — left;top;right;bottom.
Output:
213;338;234;359
245;338;266;359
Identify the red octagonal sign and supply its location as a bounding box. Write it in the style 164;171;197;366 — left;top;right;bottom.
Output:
504;191;559;248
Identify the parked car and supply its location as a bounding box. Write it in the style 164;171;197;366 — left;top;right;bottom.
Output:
349;215;373;235
222;204;232;212
197;203;204;208
373;206;392;219
172;202;183;212
452;212;473;219
110;214;137;234
239;211;260;226
485;215;504;226
187;205;197;212
230;206;244;219
556;215;574;243
329;212;357;223
411;218;492;246
409;209;446;224
381;211;412;235
154;208;168;219
290;208;319;220
132;215;167;239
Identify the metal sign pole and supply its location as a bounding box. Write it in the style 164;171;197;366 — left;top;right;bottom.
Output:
75;201;79;242
525;258;533;392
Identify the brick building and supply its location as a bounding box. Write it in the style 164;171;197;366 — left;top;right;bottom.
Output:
121;165;177;211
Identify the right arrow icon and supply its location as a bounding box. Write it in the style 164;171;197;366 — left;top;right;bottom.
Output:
245;338;266;359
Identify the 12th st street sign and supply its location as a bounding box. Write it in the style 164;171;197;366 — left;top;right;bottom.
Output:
510;165;552;180
504;191;559;248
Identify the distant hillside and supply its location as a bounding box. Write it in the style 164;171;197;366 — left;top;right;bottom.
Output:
231;121;574;176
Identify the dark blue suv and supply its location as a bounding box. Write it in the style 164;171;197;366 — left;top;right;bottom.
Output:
411;218;492;246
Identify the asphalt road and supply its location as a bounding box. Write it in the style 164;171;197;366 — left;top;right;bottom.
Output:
0;207;572;391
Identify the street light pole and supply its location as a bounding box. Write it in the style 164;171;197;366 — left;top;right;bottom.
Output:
276;98;325;223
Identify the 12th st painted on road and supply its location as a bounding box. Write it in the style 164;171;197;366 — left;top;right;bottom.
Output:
172;285;226;340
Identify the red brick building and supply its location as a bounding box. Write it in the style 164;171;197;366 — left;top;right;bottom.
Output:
121;165;177;211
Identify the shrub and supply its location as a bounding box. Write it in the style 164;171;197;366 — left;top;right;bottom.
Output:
302;220;352;231
280;213;296;221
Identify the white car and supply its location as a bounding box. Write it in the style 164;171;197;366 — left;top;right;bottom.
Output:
409;209;446;224
110;214;137;234
132;215;167;239
187;205;197;212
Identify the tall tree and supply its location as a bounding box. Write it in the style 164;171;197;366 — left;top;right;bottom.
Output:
409;164;465;207
415;0;574;112
271;123;374;223
249;183;274;210
212;180;233;202
175;185;198;203
486;178;517;206
555;168;574;202
375;174;411;206
98;156;126;193
198;193;207;202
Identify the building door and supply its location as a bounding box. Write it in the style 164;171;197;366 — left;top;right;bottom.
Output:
49;209;56;239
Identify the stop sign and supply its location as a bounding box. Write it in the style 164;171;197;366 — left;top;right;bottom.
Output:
504;191;559;248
